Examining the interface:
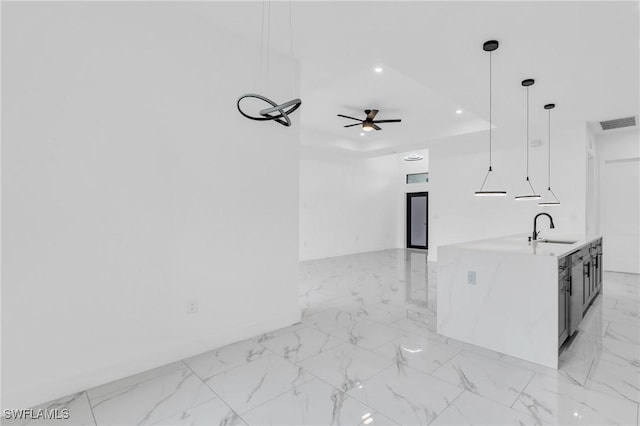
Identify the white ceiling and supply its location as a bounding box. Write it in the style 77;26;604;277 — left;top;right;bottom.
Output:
190;1;639;157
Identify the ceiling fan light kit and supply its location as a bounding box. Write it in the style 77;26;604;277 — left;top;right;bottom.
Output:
475;40;507;197
539;103;562;206
514;78;542;200
338;109;402;132
403;154;424;161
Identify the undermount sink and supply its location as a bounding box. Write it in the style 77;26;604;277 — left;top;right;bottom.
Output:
535;239;578;245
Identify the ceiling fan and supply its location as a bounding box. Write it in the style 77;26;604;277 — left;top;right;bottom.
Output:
337;109;402;131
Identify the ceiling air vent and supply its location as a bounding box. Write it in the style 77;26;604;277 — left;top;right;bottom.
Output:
600;116;636;131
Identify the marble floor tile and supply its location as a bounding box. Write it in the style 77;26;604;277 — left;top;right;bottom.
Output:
405;307;437;331
298;342;393;392
557;344;596;387
183;340;268;382
498;353;563;378
241;378;381;426
432;391;536;426
204;352;311;414
348;364;463;425
252;322;307;344
597;336;640;371
302;308;359;333
593;293;620;310
86;362;185;400
586;357;640;403
603;303;640;325
577;302;608;337
2;392;96;426
439;337;504;361
330;319;407;351
387;318;442;342
514;372;638;425
614;298;640;315
373;335;460;375
150;398;245;426
605;320;640;345
604;273;640;300
348;304;409;325
259;325;345;363
431;351;535;407
302;298;366;318
90;365;217;425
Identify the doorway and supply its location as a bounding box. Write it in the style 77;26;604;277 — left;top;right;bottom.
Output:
406;192;428;249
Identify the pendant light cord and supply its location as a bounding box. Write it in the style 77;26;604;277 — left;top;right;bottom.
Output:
260;0;265;91
258;0;272;94
266;0;271;95
289;0;298;98
548;108;551;189
489;51;492;170
526;86;529;178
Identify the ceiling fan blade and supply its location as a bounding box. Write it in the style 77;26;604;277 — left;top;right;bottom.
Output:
337;114;363;121
366;109;379;120
343;123;361;128
373;124;382;131
372;119;402;123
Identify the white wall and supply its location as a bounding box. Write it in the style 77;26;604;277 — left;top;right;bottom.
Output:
596;129;640;273
299;155;399;260
586;127;599;236
2;3;300;408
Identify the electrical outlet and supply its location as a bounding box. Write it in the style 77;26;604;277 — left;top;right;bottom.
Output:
467;271;476;285
187;299;198;314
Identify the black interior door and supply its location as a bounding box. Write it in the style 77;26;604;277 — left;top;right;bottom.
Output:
406;192;428;249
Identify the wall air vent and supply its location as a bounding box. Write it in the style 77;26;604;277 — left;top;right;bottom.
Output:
600;116;636;131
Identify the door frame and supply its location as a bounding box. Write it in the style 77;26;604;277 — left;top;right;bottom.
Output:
406;192;428;250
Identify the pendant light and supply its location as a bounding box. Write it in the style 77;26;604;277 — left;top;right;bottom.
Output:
475;40;507;197
514;79;541;200
539;104;561;206
237;0;301;127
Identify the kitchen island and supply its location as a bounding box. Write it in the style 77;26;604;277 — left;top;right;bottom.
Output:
437;234;602;369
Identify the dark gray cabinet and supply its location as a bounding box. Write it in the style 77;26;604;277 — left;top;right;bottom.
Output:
568;248;588;338
558;256;570;346
559;237;603;348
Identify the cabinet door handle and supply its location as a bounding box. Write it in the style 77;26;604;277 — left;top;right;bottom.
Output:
568;276;572;295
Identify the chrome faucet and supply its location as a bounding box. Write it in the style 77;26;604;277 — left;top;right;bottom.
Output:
533;213;555;241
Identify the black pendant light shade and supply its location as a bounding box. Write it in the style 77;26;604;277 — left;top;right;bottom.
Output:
539;103;561;206
475;40;507;197
514;79;541;200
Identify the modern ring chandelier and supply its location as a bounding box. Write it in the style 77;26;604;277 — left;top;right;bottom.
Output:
237;1;301;127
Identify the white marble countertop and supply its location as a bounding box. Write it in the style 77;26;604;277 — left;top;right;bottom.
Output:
440;234;601;258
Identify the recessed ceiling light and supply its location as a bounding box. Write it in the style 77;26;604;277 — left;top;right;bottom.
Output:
456;109;463;114
374;67;383;73
403;154;423;161
360;132;365;136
